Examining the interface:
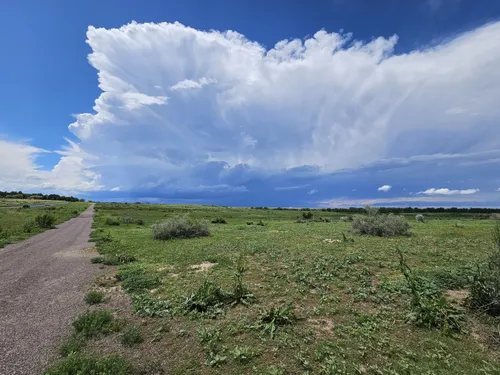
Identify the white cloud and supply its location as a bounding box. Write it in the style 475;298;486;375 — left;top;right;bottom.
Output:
320;195;481;208
377;185;392;192
307;189;319;195
419;188;480;195
110;187;121;192
3;20;500;197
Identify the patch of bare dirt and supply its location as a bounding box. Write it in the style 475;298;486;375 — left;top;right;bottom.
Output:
189;261;217;272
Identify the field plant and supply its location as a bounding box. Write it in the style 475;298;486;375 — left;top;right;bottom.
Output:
416;214;425;223
152;215;210;240
468;224;500;316
35;213;56;228
211;217;227;224
253;305;297;338
398;249;465;333
84;290;104;305
352;207;411;236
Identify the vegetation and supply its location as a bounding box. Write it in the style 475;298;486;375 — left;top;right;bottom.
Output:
0;190;83;202
35;213;56;228
211;217;228;224
120;326;143;347
468;224;500;316
351;207;411;237
68;203;500;374
151;215;210;240
73;310;119;338
44;354;134;375
84;290;104;305
0;201;89;247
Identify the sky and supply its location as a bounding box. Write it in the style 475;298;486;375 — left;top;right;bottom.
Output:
1;0;500;207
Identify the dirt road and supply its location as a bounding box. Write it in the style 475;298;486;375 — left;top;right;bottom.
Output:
0;204;100;375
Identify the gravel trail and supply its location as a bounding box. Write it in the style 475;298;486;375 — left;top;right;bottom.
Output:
0;204;100;375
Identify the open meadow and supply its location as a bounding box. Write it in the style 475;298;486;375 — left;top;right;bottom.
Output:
46;204;500;375
0;201;89;247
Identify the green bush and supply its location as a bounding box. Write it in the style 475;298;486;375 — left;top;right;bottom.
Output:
152;215;210;240
105;217;120;226
73;310;117;338
211;217;227;224
302;212;314;220
35;213;56;228
135;218;145;225
120;217;135;224
121;326;143;347
351;213;411;237
90;256;104;264
468;224;500;316
59;334;86;357
44;353;134;375
22;204;30;209
416;214;425;223
84;290;104;305
256;220;266;226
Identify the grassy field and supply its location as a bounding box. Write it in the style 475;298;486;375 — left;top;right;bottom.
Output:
47;204;500;375
0;198;69;208
0;202;89;247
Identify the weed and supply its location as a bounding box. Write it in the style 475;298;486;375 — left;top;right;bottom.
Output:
339;216;352;222
254;305;297;338
229;254;255;306
35;213;56;228
102;253;136;266
211;217;227;224
230;345;260;364
246;221;254;225
184;280;228;316
120;217;135;224
416;214;425;223
398;249;465;333
152;215;210;240
116;268;160;293
468;224;500;316
256;219;266;226
205;352;227;367
22;204;30;209
44;353;135;375
59;334;86;357
90;256;104;264
23;220;36;233
135;218;145;225
198;326;222;346
351;213;411;237
132;294;171;317
121;326;143;347
84;290;104;305
73;310;118;338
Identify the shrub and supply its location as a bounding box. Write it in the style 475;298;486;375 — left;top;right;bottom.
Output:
256;220;266;226
416;214;425;223
84;290;104;305
44;353;134;375
490;213;500;220
35;213;56;229
397;250;465;334
23;220;36;233
90;256;104;264
340;216;353;222
302;212;314;220
121;326;143;347
152;215;210;240
468;224;500;316
211;217;227;224
351;213;411;237
246;221;254;225
363;205;380;216
105;217;120;226
22;204;30;209
135;218;145;225
73;310;116;338
120;217;135;224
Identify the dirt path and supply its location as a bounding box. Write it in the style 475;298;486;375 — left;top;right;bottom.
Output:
0;204;100;375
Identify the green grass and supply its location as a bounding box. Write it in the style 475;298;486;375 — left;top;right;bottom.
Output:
73;203;500;374
0;202;89;248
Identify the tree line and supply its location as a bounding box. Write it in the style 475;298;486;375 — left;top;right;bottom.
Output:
0;191;84;202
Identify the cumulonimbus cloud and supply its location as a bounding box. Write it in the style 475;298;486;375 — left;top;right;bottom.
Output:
1;20;500;200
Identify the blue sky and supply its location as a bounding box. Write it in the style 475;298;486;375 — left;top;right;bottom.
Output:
1;0;500;207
